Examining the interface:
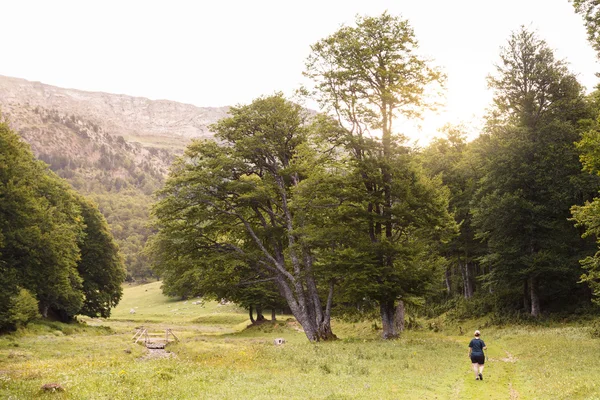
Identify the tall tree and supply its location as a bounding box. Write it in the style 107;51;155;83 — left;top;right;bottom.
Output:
420;126;484;299
151;94;337;341
571;89;600;303
75;195;126;318
472;27;597;317
570;0;600;305
304;12;453;338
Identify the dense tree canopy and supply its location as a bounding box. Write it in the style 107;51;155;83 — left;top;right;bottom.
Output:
0;120;125;330
420;126;484;300
304;12;454;338
471;28;598;316
151;94;340;341
76;195;126;318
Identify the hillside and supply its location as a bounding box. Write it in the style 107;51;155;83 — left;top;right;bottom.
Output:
0;75;230;279
0;75;229;147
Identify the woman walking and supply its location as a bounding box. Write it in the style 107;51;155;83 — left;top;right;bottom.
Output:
468;330;487;380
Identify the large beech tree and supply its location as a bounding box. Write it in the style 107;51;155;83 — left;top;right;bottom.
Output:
304;12;453;338
151;94;338;341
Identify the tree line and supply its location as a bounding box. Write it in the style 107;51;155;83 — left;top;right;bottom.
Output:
0;120;126;331
149;10;600;341
149;11;600;341
24;105;169;282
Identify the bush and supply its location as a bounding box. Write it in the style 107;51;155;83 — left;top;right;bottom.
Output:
11;288;40;327
590;321;600;338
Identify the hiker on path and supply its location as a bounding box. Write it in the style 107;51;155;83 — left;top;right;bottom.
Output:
468;330;487;380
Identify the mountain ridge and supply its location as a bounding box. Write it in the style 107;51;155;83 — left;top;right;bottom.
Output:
0;74;229;145
0;74;231;280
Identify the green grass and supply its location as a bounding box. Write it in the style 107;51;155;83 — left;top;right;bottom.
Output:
2;283;600;399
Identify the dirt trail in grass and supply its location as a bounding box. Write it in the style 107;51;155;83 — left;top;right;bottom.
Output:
448;336;521;399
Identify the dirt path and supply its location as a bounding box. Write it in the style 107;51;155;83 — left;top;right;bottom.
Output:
139;348;176;360
449;336;521;399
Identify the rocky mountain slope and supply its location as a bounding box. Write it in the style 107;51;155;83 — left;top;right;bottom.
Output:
0;75;230;279
0;75;229;143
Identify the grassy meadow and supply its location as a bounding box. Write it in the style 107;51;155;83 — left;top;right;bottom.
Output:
1;281;600;399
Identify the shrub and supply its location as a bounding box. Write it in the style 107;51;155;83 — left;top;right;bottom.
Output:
11;288;41;328
590;321;600;338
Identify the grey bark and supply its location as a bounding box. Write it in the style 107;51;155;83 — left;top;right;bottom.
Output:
444;267;452;295
523;279;531;313
249;306;255;324
380;300;399;339
529;276;540;317
465;262;473;298
459;262;473;299
256;305;265;322
395;300;405;333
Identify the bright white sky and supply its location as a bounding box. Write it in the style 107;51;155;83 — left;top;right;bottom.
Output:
1;0;598;144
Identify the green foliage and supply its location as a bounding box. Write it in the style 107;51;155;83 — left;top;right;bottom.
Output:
76;196;126;318
420;126;485;299
572;0;600;58
304;12;444;125
90;190;155;281
0;120;83;321
150;94;333;340
472;28;599;316
572;92;600;304
304;12;455;337
0;120;125;325
10;289;40;328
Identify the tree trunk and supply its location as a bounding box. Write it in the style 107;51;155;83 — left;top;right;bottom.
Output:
274;275;336;342
317;280;337;340
444;267;452;295
523;279;530;312
249;305;255;324
465;262;473;298
529;276;540;317
271;308;276;321
380;300;399;339
317;321;336;340
459;262;472;299
395;300;405;333
256;305;266;322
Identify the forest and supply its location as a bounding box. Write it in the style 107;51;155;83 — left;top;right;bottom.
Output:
0;121;125;330
3;4;600;346
149;9;600;342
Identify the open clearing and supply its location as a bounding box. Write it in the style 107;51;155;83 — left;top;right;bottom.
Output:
1;281;600;399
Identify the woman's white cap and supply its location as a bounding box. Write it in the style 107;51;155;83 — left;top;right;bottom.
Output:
474;330;481;336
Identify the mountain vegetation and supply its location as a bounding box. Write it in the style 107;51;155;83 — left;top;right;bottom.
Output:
4;7;600;342
421;27;600;318
0;120;125;330
0;76;229;280
150;14;600;341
